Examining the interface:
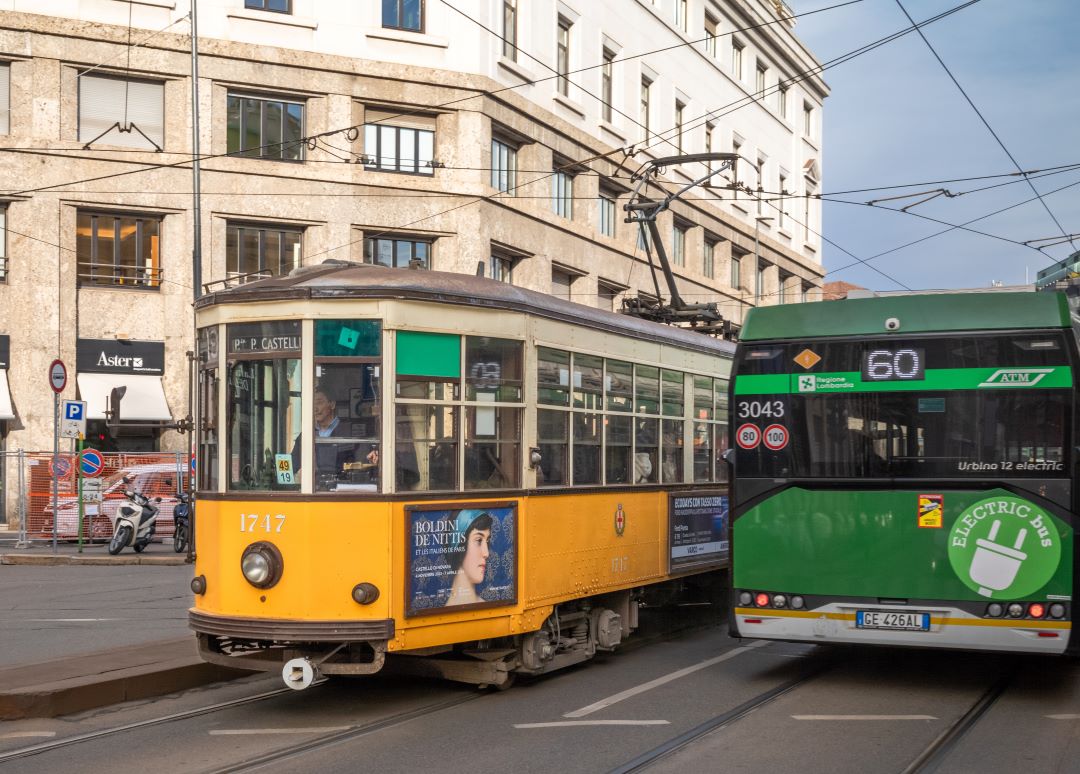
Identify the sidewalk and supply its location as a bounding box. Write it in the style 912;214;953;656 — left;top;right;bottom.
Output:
0;546;250;719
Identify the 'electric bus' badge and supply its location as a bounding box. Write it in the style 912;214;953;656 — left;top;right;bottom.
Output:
947;495;1061;599
794;349;821;369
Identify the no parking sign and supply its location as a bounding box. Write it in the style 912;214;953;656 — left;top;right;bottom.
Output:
80;449;105;478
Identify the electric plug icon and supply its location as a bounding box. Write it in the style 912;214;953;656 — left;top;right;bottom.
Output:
970;519;1028;597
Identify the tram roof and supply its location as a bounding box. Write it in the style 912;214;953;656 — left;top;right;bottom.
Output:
196;261;734;356
740;291;1071;341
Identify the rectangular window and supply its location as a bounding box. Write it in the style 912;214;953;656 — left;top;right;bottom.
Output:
756;261;766;301
226;93;304;161
226;321;302;492
778;273;789;304
78;74;164;150
597;281;620;311
675;101;685;154
804;102;813;136
731;249;742;289
551;269;573;300
552;169;573;219
464;336;522;488
601;48;615;124
383;0;423;32
364;236;431;269
675;0;687;31
0;63;9;135
311;320;382;493
672;223;687;267
778;85;788;118
599;191;616;238
363;113;435;175
557;17;571;97
732;41;744;80
245;0;290;11
503;0;517;61
693;376;713;482
197;327;219;491
491;137;518;193
76;211;161;288
778;173;787;228
490;253;514;284
538;408;568;486
756;62;767;97
704;15;718;57
703;239;716;279
226;222;303;280
0;205;7;282
640;77;651;140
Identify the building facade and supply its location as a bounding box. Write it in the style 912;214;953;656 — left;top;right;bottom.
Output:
0;0;828;524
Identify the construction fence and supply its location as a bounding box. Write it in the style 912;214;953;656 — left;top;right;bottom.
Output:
1;451;190;544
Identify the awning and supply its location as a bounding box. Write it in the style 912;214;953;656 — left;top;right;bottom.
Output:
0;370;13;420
77;373;172;421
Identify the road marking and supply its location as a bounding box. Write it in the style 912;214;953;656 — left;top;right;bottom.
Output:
1046;714;1080;720
515;720;671;729
209;727;352;736
792;715;937;721
564;641;769;719
0;732;57;739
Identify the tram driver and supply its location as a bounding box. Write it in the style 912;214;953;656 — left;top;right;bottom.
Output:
290;384;380;490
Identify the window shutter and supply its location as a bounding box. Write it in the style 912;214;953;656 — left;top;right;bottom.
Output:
79;74;164;149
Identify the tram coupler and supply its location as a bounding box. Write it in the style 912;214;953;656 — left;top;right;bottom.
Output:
282;657;319;690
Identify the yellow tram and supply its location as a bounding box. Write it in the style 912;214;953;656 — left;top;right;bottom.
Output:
189;261;733;688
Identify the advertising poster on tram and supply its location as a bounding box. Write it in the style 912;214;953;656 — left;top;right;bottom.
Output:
669;492;729;571
406;503;517;617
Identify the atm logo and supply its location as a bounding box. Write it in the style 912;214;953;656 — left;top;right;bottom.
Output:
978;368;1054;388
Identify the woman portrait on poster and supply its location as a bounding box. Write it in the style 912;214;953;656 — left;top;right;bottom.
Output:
446;510;494;607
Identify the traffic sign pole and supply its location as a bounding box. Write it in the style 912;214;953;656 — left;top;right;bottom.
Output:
52;392;58;553
77;437;85;553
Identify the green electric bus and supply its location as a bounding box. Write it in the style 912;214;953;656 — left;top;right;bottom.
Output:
729;291;1076;654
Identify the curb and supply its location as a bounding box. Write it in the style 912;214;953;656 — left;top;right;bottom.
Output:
0;553;189;566
0;640;251;720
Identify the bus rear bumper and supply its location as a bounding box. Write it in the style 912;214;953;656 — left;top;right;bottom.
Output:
734;604;1070;655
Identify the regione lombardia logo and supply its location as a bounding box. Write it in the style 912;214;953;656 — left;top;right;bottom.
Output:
947;496;1061;599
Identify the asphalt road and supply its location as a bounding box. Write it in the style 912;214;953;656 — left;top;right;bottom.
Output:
1;564;193;663
3;607;1079;773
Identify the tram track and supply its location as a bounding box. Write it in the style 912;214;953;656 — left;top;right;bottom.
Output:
607;654;833;774
899;664;1016;774
0;682;298;765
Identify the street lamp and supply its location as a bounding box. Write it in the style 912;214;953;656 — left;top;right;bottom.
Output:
753;215;774;303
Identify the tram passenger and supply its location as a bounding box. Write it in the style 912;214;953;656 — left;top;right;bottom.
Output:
446;510;493;606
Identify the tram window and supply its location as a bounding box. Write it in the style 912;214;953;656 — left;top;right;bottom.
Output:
662;419;684;482
693;421;712;482
662;371;684;417
694;377;713;420
606;414;632;484
396;404;457;490
537;409;568;486
635;365;659;414
538;348;570;406
465;406;521;489
635;417;658;484
466;337;523;402
197;326;219;491
714;421;729;483
574;355;604;410
606;360;633;412
573;412;602;485
308;364;380;492
226;358;301;491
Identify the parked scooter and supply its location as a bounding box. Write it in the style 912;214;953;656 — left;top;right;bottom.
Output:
173;491;192;553
108;481;161;555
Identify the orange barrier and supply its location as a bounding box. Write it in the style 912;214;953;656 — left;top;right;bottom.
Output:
25;452;189;542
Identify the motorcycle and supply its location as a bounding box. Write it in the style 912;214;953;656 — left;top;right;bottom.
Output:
108;483;161;555
173;491;192;553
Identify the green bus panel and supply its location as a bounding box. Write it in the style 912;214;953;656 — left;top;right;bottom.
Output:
734;367;1073;395
734;488;1073;601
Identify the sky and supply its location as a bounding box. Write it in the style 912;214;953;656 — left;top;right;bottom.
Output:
790;0;1080;291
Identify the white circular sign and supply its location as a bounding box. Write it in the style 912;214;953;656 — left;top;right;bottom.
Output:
763;424;789;451
736;423;761;450
49;359;67;393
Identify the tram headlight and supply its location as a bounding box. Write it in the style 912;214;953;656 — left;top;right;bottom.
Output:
240;541;284;589
1007;603;1024;618
351;582;380;605
1049;603;1066;619
190;575;207;595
